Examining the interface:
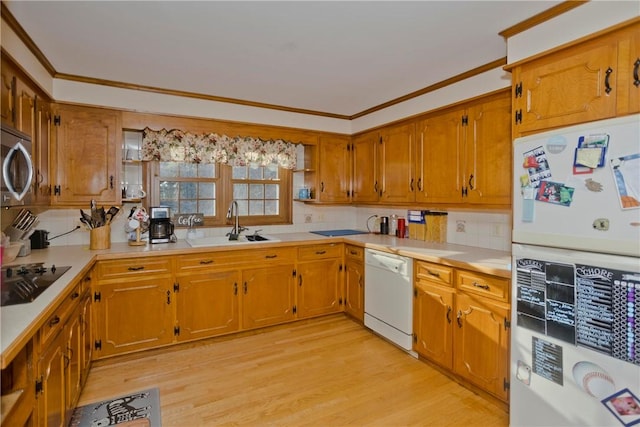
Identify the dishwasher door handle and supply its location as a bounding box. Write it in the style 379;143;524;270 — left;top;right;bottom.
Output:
369;253;405;271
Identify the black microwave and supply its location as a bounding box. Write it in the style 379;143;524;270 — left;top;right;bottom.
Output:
1;125;34;207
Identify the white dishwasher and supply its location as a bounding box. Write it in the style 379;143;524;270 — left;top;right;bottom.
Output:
364;248;415;355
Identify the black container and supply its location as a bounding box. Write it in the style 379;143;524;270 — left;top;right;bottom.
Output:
379;216;389;235
30;230;49;249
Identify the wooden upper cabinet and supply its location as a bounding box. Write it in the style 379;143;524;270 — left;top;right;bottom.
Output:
317;135;351;203
416;91;511;207
0;70;15;127
416;109;463;204
33;98;52;205
351;130;379;203
511;21;639;135
379;122;415;203
15;78;35;138
464;94;512;205
51;104;121;206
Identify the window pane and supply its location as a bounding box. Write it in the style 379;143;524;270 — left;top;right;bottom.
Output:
249;200;264;216
249;184;264;199
265;184;278;199
198;163;216;178
163;200;179;214
237;200;248;216
198;182;215;198
180;182;197;199
264;166;278;180
160;162;179;178
159;181;179;200
180;200;197;213
265;200;279;215
180;163;197;178
248;167;263;180
233;184;248;199
232;166;247;179
199;200;215;216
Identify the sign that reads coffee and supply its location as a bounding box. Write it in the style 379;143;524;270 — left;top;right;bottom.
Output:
175;213;205;227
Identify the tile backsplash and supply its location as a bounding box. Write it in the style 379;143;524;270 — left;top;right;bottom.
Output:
34;204;511;252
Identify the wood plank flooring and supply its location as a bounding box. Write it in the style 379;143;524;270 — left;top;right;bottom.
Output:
78;315;508;426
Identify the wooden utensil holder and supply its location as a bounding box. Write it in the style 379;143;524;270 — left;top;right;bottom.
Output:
89;225;111;250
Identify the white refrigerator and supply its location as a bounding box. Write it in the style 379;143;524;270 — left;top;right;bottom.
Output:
510;115;640;427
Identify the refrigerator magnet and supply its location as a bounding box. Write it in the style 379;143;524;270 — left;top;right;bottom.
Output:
602;388;640;426
535;181;575;206
610;152;640;210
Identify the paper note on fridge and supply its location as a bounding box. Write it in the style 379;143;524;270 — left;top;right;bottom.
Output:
610;152;640;210
575;147;603;168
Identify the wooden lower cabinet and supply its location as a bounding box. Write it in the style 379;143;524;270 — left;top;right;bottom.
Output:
175;269;241;341
37;332;66;427
344;245;364;322
413;260;510;402
92;277;175;358
242;264;296;329
413;281;454;370
453;292;510;402
297;243;343;319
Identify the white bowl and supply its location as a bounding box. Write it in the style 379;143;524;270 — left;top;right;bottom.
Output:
2;242;23;264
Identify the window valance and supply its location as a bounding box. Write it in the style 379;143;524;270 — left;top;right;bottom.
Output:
141;127;298;169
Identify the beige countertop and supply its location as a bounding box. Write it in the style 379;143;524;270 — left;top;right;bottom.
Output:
0;232;511;367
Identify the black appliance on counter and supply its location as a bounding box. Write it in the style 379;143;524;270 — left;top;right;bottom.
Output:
149;206;174;244
1;263;71;306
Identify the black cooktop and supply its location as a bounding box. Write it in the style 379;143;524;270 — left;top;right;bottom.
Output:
1;263;71;306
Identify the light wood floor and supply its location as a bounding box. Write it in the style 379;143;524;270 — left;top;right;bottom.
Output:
78;314;508;426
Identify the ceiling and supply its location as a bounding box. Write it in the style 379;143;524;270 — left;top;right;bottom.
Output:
5;1;563;118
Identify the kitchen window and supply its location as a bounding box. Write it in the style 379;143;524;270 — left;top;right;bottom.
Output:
138;128;295;227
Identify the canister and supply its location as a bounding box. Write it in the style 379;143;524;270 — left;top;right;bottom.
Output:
425;212;448;242
379;216;389;234
389;214;398;236
397;218;406;238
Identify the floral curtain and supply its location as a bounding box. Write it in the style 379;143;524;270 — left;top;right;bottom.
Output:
141;127;298;169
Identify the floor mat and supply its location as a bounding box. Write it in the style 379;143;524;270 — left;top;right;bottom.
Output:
69;387;161;427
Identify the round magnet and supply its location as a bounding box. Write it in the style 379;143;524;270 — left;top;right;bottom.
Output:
546;135;567;154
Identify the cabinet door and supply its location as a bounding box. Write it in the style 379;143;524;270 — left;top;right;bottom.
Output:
413;281;454;369
33;97;51;205
51;105;121;205
241;265;295;329
514;40;618;134
344;258;364;322
416;109;463;204
297;258;342;318
618;27;640;114
0;69;14;127
80;292;92;384
64;304;83;421
175;269;240;341
351;131;379;202
15;78;35;138
453;292;510;401
93;277;175;358
318;135;351;203
37;331;66;427
464;93;512;205
379;122;415;203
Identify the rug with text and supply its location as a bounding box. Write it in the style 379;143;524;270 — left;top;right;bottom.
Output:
69;387;161;427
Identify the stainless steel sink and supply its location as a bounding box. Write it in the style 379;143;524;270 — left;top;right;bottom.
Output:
185;235;280;247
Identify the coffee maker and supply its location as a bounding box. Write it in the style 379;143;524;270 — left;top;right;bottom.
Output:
149;206;174;244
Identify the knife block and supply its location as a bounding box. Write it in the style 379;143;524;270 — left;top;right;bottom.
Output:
89;225;111;250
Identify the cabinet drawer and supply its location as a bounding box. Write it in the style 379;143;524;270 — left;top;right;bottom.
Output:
415;261;453;287
345;245;364;260
177;248;296;271
298;243;342;260
456;270;509;302
97;257;172;280
39;282;83;349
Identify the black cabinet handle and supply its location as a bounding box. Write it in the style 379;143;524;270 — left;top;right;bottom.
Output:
446;306;452;324
410;178;414;192
456;310;463;328
128;266;144;271
417;178;422;191
199;260;214;265
49;316;60;327
468;174;474;190
265;254;277;259
167;290;171;304
473;282;490;290
634;59;640;87
427;269;440;278
110;175;114;189
605;67;613;94
315;250;326;255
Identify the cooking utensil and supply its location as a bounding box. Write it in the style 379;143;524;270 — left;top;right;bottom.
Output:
105;206;120;225
12;209;29;227
80;209;94;229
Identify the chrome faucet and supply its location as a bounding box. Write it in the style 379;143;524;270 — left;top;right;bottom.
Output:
226;200;246;240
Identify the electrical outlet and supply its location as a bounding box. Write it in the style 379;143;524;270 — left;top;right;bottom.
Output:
304;214;313;223
456;220;466;233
